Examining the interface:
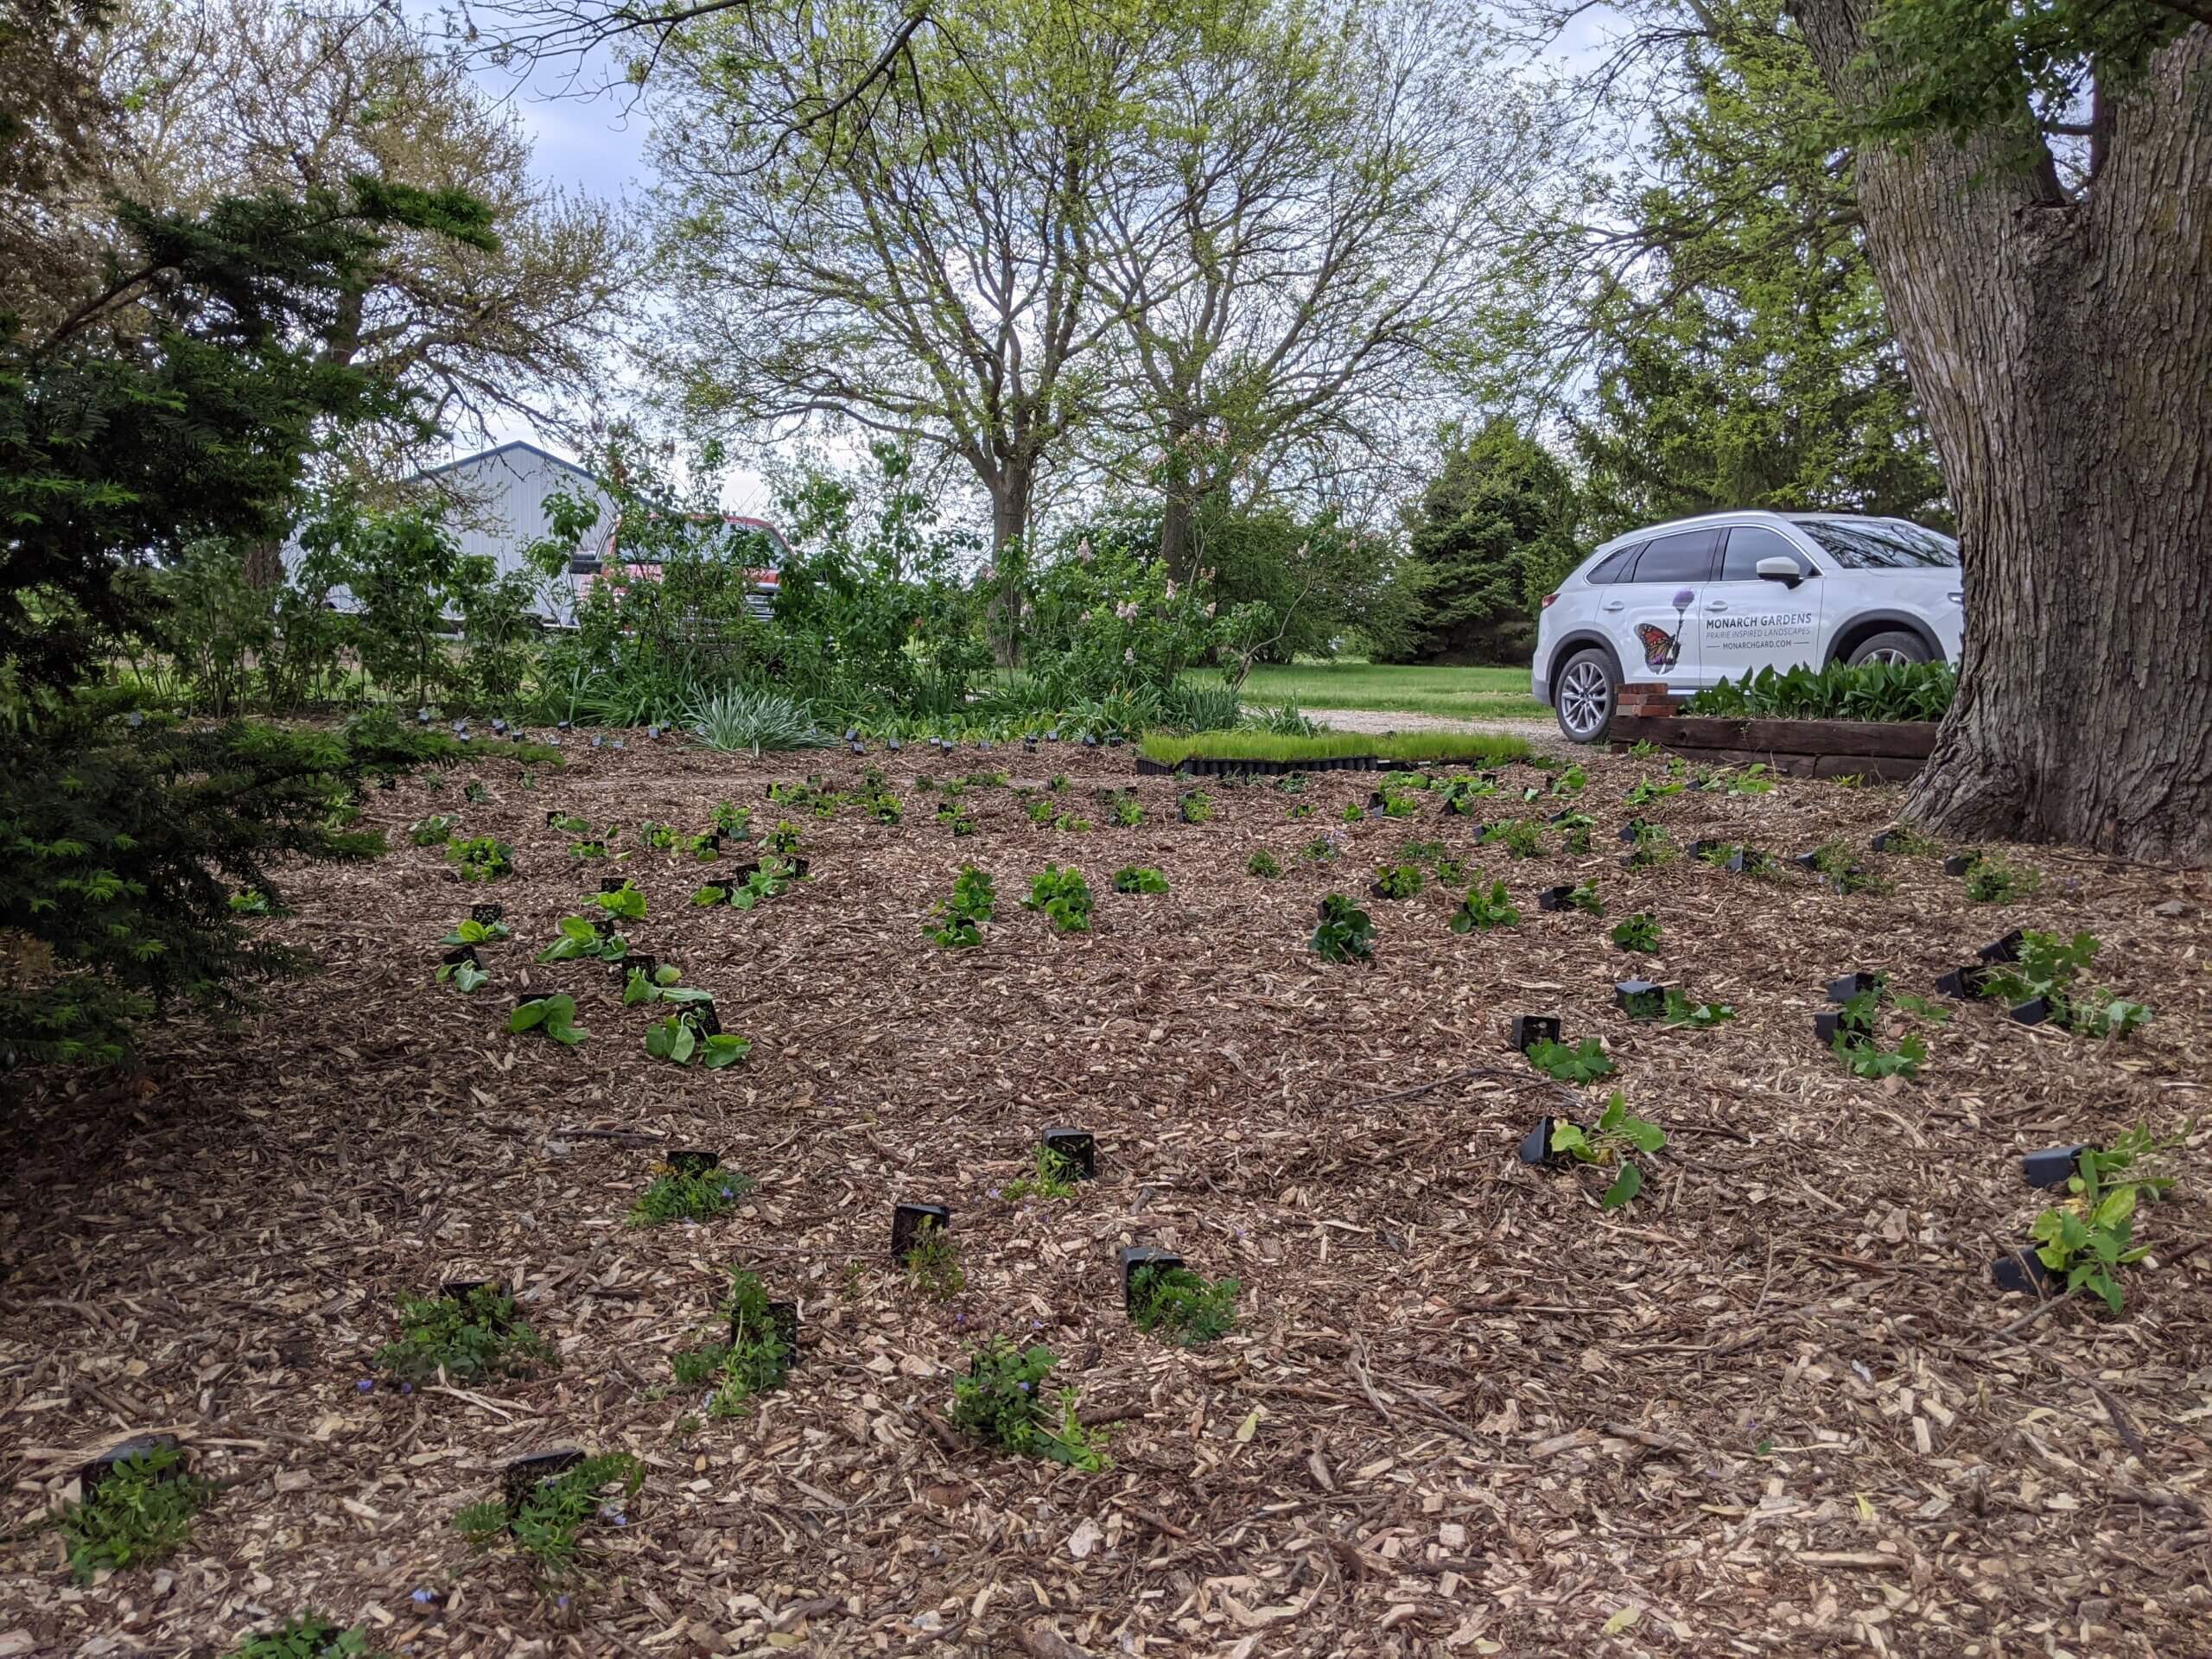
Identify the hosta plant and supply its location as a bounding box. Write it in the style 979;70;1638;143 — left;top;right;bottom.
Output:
644;1010;751;1070
1450;880;1519;932
508;994;587;1046
1023;864;1094;933
538;915;628;963
435;955;489;993
1662;989;1735;1028
441;918;511;946
1550;1091;1666;1209
593;881;647;921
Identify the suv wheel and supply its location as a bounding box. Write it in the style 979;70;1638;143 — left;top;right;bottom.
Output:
1846;630;1932;667
1554;649;1617;743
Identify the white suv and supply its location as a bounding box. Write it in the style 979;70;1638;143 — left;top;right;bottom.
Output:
1531;511;1963;743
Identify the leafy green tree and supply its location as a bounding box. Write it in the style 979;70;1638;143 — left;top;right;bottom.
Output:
1572;0;1948;539
1382;418;1582;665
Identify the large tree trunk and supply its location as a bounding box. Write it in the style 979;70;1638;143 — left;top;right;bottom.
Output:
986;461;1033;669
1789;10;2212;861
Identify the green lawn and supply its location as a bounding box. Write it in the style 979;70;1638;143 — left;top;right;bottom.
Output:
1223;660;1548;721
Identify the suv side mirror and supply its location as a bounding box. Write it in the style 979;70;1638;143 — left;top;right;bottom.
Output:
1755;556;1804;588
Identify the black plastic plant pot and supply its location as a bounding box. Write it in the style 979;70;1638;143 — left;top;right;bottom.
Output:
1870;830;1908;852
1977;930;2025;964
80;1434;183;1501
1537;885;1575;912
688;1000;721;1039
1614;980;1666;1019
600;876;631;894
544;810;564;826
1119;1244;1185;1309
1510;1014;1562;1054
669;1149;720;1176
1991;1249;2054;1295
1618;819;1651;843
1791;851;1821;873
784;857;810;879
1042;1128;1097;1180
887;739;901;753
502;1449;585;1514
471;903;504;925
2010;996;2055;1027
726;861;761;886
2022;1144;2088;1189
1813;1011;1844;1046
1943;854;1980;876
440;1276;509;1305
1367;791;1388;809
891;1202;952;1262
1517;1117;1571;1166
442;945;480;969
1826;972;1879;1004
1934;963;1992;998
1688;838;1721;859
701;834;722;853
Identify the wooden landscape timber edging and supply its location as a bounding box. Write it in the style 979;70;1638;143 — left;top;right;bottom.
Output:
1609;712;1940;781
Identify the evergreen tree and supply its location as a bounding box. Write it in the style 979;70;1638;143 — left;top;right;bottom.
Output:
1382;419;1582;665
1572;0;1949;540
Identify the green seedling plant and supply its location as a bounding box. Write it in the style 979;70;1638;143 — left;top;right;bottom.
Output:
1376;788;1419;817
2027;1127;2176;1313
1662;989;1735;1028
1300;836;1338;864
764;820;804;856
435;955;489;993
629;1160;754;1225
1550;1091;1666;1209
1451;880;1519;932
1438;776;1498;815
1128;1264;1239;1346
409;813;459;847
454;1452;644;1580
936;801;976;836
1340;801;1364;823
1828;988;1928;1078
1808;840;1889;895
636;820;678;851
1371;861;1422;899
441;918;511;946
59;1442;213;1582
374;1285;554;1383
950;1338;1108;1471
620;963;690;1005
224;1614;385;1658
1965;857;2044;905
1875;823;1942;856
1023;864;1094;933
1624;774;1685;807
229;887;270;914
1979;929;2152;1036
680;831;721;860
1286;801;1314;820
1434;855;1469;886
1052;812;1092;832
1024;795;1057;826
1482;819;1541;858
1611;912;1662;953
508;994;587;1046
904;1220;965;1300
644;1010;751;1070
1725;764;1776;796
592;881;647;921
1179;791;1214;824
867;791;902;824
1109;790;1145;827
1247;850;1282;878
1003;1145;1084;1203
1563;878;1604;916
925;864;997;947
463;779;489;804
538;914;628;963
670;1269;791;1415
1548;762;1588;795
1311;893;1376;963
1623;823;1673;870
1553;810;1595;855
446;836;513;883
711;801;752;839
1525;1037;1616;1084
1113;865;1169;894
1399;836;1447;863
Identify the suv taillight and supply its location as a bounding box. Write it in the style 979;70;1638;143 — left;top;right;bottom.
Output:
1539;592;1557;609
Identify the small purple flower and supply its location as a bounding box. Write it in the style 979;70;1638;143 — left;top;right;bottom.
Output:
411;1588;435;1605
401;1382;414;1395
1030;1319;1043;1329
988;1186;1001;1199
1672;588;1694;609
356;1378;374;1393
613;1514;627;1527
1019;1381;1033;1392
720;1186;734;1199
557;1595;570;1610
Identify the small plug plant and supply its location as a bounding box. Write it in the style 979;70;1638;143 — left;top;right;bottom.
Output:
1622;823;1673;870
1340;801;1364;823
1310;893;1375;963
1023;864;1095;933
1965;856;2044;905
903;1218;965;1300
374;1285;554;1383
1562;878;1604;915
1112;865;1169;894
1003;1145;1085;1203
1980;929;2152;1036
711;800;753;839
1482;819;1541;858
935;800;976;836
454;1452;644;1580
1724;764;1774;796
1828;987;1928;1077
1128;1264;1239;1346
765;820;804;857
926;864;998;947
441;917;511;946
408;813;459;847
592;881;647;921
229;887;270;915
509;995;587;1046
1662;989;1735;1028
1300;835;1338;864
1611;912;1662;953
1247;850;1282;878
2026;1127;2177;1313
446;836;513;883
1450;880;1519;933
435;955;489;993
644;1010;751;1070
537;915;628;963
59;1443;213;1581
1549;1091;1666;1209
1624;774;1684;807
224;1615;384;1658
1525;1037;1616;1084
950;1339;1108;1471
629;1160;754;1226
669;1269;791;1414
1808;839;1888;895
1179;791;1214;824
1553;810;1595;855
1109;790;1144;827
1370;861;1423;900
1376;787;1419;818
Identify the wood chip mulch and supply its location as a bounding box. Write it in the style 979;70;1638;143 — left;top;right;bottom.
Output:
3;737;2209;1659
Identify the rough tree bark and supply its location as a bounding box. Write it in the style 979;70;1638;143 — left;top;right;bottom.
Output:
1788;8;2212;861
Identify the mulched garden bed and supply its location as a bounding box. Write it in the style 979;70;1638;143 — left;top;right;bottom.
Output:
3;738;2209;1657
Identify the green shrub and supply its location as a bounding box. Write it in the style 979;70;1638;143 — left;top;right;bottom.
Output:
1683;659;1955;721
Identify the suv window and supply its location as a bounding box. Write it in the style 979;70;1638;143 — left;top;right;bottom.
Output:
1584;542;1644;584
1625;529;1719;584
1791;518;1959;569
1720;526;1811;582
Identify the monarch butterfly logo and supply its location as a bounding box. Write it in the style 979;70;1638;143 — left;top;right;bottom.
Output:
1635;622;1682;671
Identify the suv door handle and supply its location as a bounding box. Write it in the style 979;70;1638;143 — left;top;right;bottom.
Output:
1600;601;1624;613
1705;601;1729;613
